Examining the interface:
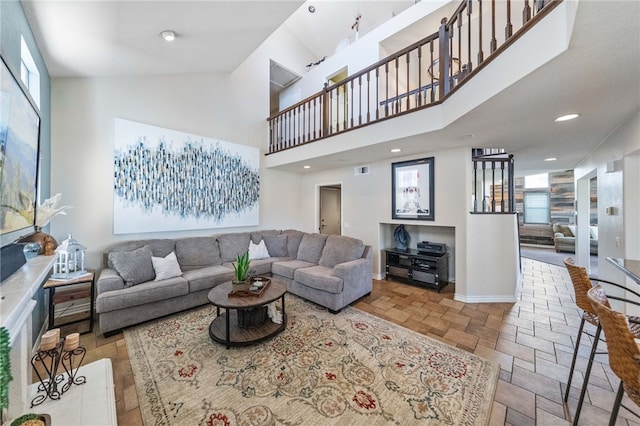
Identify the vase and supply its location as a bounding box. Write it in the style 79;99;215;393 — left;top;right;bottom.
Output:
18;227;58;256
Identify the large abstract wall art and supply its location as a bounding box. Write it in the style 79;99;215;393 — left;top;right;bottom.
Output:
113;118;259;234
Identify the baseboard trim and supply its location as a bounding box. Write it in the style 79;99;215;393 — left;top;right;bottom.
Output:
454;293;517;303
373;273;385;281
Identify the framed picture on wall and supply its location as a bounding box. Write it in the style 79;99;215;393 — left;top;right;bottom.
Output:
392;157;434;220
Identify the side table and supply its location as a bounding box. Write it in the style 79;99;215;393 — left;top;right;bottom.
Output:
43;270;95;334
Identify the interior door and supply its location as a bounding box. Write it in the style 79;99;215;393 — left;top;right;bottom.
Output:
319;186;341;235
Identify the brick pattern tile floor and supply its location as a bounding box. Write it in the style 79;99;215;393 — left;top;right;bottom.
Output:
55;258;640;425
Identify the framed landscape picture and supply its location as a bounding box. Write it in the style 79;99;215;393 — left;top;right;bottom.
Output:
392;157;434;220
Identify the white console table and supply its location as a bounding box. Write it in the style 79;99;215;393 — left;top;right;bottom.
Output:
0;255;55;420
27;359;117;425
1;256;116;425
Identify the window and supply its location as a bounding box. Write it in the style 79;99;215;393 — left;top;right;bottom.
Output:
524;173;548;189
524;191;550;224
20;36;40;108
523;173;550;224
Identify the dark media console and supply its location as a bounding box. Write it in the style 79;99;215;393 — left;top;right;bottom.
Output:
384;243;449;292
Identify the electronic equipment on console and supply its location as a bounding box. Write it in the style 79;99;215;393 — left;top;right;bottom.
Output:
416;241;447;256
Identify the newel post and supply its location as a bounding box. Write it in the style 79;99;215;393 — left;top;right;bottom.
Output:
322;82;330;137
438;17;451;100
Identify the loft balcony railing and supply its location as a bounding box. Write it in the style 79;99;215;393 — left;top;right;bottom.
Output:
267;0;561;154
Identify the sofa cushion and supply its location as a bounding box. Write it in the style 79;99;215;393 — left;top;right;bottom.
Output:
296;233;328;263
175;237;220;271
319;235;365;268
554;224;574;237
152;252;183;281
217;233;250;263
250;230;280;244
294;265;343;294
282;230;305;258
107;239;175;261
272;259;317;280
108;245;155;287
227;257;288;277
182;265;235;293
96;276;188;312
262;234;288;258
249;240;270;260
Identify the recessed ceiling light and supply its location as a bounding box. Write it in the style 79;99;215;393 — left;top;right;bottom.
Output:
555;113;580;122
160;30;176;42
390;148;402;153
303;165;311;169
544;157;557;162
308;5;315;13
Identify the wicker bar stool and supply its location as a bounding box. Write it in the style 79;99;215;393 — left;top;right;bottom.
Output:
587;285;640;426
563;258;640;425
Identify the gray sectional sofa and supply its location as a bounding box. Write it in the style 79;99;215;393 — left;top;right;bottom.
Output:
552;223;598;254
95;229;372;335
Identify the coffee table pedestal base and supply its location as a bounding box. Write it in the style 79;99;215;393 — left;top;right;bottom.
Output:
209;311;286;349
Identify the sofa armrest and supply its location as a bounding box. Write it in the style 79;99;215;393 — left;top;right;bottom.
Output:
554;232;564;239
334;258;372;284
97;268;125;294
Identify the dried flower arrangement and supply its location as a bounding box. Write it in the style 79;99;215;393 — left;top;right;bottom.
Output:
35;193;71;228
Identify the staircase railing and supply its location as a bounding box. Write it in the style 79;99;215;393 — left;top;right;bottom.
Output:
267;0;561;154
471;148;516;213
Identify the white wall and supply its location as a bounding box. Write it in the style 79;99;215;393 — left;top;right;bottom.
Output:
51;73;302;269
574;110;640;292
296;147;472;290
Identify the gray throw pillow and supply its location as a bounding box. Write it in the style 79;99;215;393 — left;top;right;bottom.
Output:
296;233;328;263
108;245;155;287
262;234;288;257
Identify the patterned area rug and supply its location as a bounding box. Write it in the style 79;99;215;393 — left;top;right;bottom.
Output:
124;295;499;425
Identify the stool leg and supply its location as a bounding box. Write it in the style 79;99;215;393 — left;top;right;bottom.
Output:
609;382;624;426
573;324;601;426
565;318;586;402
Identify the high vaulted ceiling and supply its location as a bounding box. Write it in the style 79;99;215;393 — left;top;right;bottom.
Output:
20;0;640;176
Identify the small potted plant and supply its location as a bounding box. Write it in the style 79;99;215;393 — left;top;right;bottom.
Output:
10;413;51;426
232;251;250;285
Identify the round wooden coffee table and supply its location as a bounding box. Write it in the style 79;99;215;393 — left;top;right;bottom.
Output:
208;279;287;348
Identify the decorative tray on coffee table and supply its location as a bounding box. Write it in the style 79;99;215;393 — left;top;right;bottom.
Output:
228;277;271;298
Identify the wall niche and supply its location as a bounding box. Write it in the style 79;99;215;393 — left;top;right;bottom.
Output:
378;223;455;283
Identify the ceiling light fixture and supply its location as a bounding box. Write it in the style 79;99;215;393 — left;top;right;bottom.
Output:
390;148;402;153
555;113;580;122
303;165;311;169
160;30;176;42
308;5;315;13
544;157;557;162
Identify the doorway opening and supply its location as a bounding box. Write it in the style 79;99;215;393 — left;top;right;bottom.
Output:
576;169;598;273
318;184;342;235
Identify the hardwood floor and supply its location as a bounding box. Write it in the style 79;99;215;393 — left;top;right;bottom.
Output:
54;258;639;425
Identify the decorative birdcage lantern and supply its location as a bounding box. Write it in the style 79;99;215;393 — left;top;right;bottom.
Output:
51;234;86;279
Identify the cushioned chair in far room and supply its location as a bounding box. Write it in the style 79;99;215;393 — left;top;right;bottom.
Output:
587;285;640;426
563;258;640;425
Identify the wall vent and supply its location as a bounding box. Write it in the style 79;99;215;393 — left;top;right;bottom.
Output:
354;165;370;176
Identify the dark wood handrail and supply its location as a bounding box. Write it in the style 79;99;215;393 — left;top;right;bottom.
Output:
267;0;562;154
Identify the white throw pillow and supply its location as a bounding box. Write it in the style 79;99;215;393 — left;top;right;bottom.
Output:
590;226;598;240
151;251;183;281
249;240;270;260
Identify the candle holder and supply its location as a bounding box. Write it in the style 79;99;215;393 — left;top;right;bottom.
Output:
60;335;86;393
29;332;87;406
30;342;64;407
